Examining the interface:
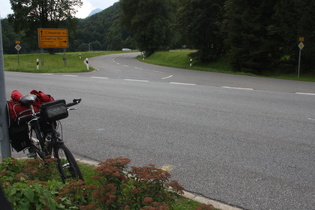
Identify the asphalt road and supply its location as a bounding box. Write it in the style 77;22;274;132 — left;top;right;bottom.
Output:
4;53;315;209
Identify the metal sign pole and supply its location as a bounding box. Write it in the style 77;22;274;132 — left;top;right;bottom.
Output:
15;44;21;66
63;48;67;66
0;19;12;160
298;48;301;79
17;48;20;66
297;38;304;79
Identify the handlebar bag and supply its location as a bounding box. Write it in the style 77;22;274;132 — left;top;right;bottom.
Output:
40;100;68;122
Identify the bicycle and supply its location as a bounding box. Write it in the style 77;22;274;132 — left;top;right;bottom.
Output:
15;94;84;183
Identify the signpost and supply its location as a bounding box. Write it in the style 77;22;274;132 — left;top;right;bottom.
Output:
15;43;21;66
297;37;304;79
38;28;69;66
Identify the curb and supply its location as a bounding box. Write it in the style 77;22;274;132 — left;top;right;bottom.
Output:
76;158;243;210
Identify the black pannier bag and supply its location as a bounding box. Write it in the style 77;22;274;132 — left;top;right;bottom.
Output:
40;100;68;122
8;121;30;152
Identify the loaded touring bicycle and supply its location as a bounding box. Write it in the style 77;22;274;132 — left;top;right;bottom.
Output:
7;90;84;183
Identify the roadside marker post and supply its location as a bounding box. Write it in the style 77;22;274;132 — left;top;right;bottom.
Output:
36;59;39;70
85;58;89;70
15;43;21;66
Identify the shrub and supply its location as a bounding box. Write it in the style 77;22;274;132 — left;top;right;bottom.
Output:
5;180;63;210
1;157;213;209
81;157;184;209
55;180;93;209
0;157;23;186
21;157;59;181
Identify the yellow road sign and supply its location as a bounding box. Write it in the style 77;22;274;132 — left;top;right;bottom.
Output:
15;44;22;51
38;28;69;48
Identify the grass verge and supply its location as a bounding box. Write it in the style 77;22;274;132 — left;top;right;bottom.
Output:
140;50;315;82
4;51;125;73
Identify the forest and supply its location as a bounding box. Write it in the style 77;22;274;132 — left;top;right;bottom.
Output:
1;0;315;75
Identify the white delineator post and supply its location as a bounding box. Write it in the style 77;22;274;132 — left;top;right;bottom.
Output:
85;58;89;70
36;59;39;70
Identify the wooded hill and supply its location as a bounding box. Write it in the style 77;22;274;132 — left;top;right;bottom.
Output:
2;3;127;54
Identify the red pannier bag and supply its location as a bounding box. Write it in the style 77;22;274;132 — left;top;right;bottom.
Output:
7;90;54;152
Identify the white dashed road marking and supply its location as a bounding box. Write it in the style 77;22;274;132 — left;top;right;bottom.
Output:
63;75;78;77
222;86;253;91
90;76;109;80
170;82;196;86
296;92;315;96
162;75;173;79
46;74;313;98
124;79;149;83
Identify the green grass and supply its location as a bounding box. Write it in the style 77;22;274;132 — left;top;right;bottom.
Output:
4;51;125;73
140;50;315;82
141;50;197;69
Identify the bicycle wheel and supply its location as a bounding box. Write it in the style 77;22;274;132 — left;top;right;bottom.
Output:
53;143;84;183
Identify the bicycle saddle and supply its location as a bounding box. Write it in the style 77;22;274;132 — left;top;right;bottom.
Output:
20;94;37;106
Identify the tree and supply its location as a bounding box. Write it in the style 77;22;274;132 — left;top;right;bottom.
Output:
1;19;21;54
224;0;277;74
177;0;225;62
105;24;123;50
273;0;315;73
8;0;83;52
120;0;177;56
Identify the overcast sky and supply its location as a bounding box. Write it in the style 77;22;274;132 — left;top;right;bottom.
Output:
0;0;119;19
